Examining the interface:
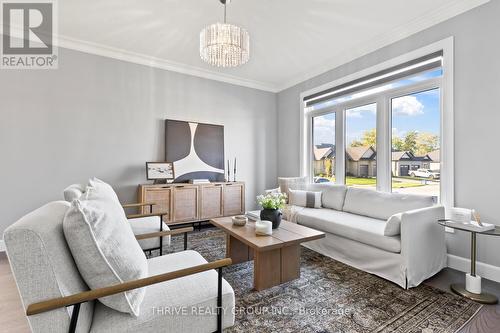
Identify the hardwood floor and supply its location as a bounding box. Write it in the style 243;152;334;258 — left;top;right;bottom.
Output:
425;267;500;333
1;250;499;333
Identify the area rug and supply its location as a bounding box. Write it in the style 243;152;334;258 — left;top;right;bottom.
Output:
155;228;481;333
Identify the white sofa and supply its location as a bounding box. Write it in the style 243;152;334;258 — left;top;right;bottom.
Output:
284;182;446;288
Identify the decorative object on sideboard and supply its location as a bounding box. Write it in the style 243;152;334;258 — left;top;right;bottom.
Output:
256;192;287;229
188;179;211;184
227;159;231;182
233;157;237;182
255;220;272;236
166;119;225;182
200;0;250;68
231;215;248;226
146;162;174;184
472;209;483;226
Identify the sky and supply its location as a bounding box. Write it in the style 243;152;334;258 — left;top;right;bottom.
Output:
313;69;441;146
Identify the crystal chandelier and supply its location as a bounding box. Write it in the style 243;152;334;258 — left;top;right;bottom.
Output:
200;0;249;67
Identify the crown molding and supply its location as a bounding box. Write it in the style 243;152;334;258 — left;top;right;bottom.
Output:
54;34;280;92
275;0;489;92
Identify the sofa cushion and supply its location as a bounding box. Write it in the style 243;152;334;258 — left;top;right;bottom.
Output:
306;183;347;210
63;182;148;316
342;187;434;220
289;189;322;208
90;251;235;333
129;217;171;250
384;213;403;236
296;208;401;253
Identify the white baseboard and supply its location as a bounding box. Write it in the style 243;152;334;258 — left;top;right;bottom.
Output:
447;254;500;283
0;240;5;252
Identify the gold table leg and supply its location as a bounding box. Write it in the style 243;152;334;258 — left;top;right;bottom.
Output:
450;232;498;304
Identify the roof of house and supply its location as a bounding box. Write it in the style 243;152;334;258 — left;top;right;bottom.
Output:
346;146;376;161
392;151;415;161
413;155;432;161
313;146;333;161
427;149;440;162
314;146;438;162
392;150;435;161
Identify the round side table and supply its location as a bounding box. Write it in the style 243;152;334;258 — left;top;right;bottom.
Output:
438;219;499;304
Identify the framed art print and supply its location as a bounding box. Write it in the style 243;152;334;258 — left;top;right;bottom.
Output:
146;162;175;180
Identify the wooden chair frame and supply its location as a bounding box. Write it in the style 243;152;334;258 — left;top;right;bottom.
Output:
122;202;173;255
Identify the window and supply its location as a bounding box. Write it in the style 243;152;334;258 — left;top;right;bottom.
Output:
301;40;453;207
345;103;377;189
312;113;335;183
391;88;441;200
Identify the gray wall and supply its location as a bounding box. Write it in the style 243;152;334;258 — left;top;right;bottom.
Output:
0;47;277;237
277;1;500;267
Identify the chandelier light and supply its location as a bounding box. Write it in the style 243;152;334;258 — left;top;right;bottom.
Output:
200;0;250;67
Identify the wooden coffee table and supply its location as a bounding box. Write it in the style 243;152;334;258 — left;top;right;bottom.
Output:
210;217;325;291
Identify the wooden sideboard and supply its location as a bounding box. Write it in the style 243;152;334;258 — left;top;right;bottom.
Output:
138;182;245;226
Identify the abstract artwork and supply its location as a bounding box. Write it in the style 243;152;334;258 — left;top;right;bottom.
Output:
165;119;225;182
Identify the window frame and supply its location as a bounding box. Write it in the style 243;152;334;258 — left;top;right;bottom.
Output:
300;38;454;210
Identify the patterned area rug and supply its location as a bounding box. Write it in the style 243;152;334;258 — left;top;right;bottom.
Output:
154;228;481;333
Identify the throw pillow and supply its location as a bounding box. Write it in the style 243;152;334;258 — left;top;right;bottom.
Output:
288;189;322;208
63;183;148;316
278;177;307;202
384;213;403;236
63;183;86;202
88;177;121;204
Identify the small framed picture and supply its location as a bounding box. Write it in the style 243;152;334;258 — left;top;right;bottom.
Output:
146;162;175;180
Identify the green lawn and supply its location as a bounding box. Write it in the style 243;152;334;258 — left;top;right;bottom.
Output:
346;177;376;186
318;176;424;188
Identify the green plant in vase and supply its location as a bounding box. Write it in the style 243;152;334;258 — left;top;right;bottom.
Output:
256;192;287;229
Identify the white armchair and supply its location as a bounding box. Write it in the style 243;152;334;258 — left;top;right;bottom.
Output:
4;201;235;333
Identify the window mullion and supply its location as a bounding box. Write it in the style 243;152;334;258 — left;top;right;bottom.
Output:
376;97;391;192
335;108;345;185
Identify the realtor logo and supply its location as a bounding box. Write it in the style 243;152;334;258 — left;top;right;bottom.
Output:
1;0;58;69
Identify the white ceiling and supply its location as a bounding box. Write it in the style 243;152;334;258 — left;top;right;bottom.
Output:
57;0;488;92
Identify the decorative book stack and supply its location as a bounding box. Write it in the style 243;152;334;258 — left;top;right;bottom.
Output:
188;179;211;184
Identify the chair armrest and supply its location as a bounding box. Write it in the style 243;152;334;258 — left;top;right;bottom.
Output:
26;258;232;316
135;227;193;240
126;211;169;219
122;202;156;209
401;205;446;288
